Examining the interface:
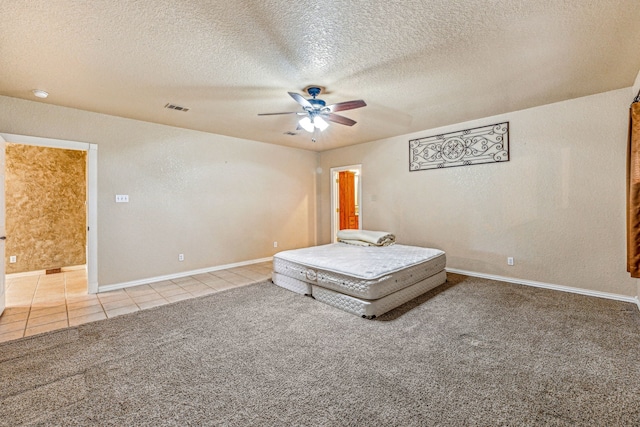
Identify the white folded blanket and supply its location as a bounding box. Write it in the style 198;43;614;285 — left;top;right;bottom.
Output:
337;229;396;246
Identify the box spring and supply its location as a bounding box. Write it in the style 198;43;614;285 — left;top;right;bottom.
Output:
312;270;447;318
271;272;312;295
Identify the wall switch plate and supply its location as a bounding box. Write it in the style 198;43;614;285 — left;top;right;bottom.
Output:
507;257;514;266
178;253;184;262
115;194;129;203
9;255;16;263
273;241;278;248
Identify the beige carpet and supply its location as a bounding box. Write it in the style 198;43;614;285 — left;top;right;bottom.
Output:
1;273;639;426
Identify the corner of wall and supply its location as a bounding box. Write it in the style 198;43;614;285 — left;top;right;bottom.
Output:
632;69;640;98
314;152;322;247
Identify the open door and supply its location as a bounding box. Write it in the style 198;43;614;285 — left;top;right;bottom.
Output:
338;171;358;230
331;165;362;242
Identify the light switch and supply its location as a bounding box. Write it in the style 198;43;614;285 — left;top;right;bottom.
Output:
115;195;129;203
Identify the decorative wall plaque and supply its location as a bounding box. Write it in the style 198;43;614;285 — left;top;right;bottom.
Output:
409;122;509;171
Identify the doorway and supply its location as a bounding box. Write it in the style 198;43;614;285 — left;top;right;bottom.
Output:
6;144;86;274
0;133;97;319
331;164;362;242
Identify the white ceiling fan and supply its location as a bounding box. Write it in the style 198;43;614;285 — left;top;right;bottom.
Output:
258;86;366;141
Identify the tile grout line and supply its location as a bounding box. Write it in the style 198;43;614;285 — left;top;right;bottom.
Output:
64;272;70;329
22;274;42;338
88;271;109;321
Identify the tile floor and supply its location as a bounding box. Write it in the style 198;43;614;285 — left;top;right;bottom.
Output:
0;262;273;343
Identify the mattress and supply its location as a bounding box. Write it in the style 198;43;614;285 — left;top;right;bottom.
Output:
312;270;447;318
273;243;446;299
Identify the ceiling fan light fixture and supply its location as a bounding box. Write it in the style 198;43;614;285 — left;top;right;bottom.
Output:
299;115;329;133
314;116;329;131
298;117;314;132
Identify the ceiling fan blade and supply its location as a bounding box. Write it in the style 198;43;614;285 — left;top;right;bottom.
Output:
257;111;298;116
327;100;366;113
326;113;357;126
288;92;313;109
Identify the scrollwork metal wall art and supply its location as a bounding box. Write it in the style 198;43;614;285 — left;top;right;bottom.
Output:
409;122;509;171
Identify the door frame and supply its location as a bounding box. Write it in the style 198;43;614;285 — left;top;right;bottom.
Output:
330;164;362;242
0;133;98;294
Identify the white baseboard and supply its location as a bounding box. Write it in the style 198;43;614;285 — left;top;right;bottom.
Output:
98;257;273;293
6;264;86;279
446;267;639;307
98;262;640;310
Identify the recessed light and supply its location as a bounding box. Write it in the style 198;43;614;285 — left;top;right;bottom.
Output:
32;89;49;99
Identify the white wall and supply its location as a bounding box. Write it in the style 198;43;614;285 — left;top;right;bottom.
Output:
0;95;318;286
319;88;637;297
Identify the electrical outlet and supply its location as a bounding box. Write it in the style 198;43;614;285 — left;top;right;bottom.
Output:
178;253;184;262
273;241;278;248
507;257;514;266
115;194;129;203
9;255;16;263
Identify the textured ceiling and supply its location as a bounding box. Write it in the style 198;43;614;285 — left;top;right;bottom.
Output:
1;0;640;151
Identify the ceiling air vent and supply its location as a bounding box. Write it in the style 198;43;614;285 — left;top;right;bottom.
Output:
164;103;190;112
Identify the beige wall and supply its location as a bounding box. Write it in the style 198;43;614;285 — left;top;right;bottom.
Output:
0;95;318;286
319;88;637;297
5;143;86;273
2;87;637;297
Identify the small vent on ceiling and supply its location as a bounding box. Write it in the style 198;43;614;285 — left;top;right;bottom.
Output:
284;131;298;136
164;103;190;112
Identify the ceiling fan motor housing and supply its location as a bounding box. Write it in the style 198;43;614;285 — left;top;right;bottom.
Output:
306;87;326;110
308;98;326;108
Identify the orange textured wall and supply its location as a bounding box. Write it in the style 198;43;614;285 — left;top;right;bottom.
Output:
5;144;86;273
